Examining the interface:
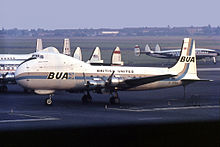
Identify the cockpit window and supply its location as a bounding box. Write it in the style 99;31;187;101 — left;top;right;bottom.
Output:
32;54;44;59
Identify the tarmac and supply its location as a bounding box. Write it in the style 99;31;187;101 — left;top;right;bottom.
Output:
0;63;219;146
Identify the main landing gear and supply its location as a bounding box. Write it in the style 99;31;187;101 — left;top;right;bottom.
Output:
81;91;92;104
81;91;120;105
109;92;120;105
45;94;53;105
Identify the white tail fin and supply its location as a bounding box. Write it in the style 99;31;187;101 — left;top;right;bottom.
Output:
155;44;161;52
169;38;199;80
87;47;104;64
134;45;141;56
36;39;43;52
111;46;124;66
63;38;71;56
73;47;82;61
145;44;152;53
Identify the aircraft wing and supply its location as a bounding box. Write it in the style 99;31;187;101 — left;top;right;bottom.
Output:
123;74;175;87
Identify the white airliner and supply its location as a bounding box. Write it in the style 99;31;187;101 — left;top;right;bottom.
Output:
0;39;43;92
135;43;220;63
15;38;208;105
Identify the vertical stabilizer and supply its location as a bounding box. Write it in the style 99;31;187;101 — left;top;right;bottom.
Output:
155;44;161;52
134;45;141;56
145;44;152;53
72;47;82;61
63;38;71;56
36;39;43;52
169;38;199;80
111;46;124;66
87;47;104;64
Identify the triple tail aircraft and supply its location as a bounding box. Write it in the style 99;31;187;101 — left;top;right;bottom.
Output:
15;38;209;105
134;43;220;64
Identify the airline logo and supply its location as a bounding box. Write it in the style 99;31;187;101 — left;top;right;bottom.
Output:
47;72;74;79
180;56;195;63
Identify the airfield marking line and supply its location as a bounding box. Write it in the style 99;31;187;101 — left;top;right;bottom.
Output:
138;117;163;120
9;113;51;119
198;68;220;71
107;105;220;112
0;117;60;123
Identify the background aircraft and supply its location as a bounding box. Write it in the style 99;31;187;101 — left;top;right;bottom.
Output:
134;43;220;64
15;38;206;105
0;39;43;92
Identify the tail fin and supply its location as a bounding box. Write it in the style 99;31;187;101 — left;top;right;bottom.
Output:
169;38;199;80
73;47;82;61
145;44;152;53
36;39;43;52
111;46;124;66
134;45;141;56
155;44;161;52
87;47;104;64
63;38;71;56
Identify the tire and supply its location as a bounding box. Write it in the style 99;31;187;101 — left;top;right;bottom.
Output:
45;98;52;105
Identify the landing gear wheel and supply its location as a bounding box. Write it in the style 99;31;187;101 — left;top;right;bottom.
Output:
82;94;92;104
45;98;52;105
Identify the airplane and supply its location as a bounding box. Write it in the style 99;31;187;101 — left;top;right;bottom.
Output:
0;38;43;92
134;43;220;64
15;38;208;105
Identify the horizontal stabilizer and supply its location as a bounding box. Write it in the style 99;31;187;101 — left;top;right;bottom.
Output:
125;74;175;87
181;79;213;82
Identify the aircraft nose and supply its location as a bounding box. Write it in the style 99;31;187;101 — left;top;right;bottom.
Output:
15;62;28;83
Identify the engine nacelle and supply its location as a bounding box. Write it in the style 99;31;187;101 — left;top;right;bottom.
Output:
110;77;124;86
87;78;105;89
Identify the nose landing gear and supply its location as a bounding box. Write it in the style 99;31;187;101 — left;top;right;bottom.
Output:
45;94;53;105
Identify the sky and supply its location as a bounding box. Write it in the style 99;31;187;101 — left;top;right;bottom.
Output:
1;0;220;29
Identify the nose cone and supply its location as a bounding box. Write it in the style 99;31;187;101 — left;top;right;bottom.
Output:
15;62;28;87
